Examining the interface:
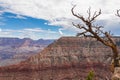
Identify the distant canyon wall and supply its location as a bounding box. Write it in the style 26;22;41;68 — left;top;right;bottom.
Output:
0;37;54;66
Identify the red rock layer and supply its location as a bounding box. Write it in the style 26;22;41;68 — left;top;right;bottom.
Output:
1;37;120;79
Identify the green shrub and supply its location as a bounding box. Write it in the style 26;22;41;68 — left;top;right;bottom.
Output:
86;70;95;80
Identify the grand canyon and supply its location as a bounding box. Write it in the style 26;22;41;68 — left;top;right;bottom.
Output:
0;37;54;66
0;36;120;79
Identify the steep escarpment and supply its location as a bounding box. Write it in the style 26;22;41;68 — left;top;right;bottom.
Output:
26;37;114;68
1;37;120;79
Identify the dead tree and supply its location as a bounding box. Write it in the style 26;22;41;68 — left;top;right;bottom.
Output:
71;6;119;68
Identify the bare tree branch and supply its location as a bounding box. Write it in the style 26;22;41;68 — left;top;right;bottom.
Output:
71;6;88;23
71;6;119;69
87;7;91;21
72;22;88;31
76;31;87;37
116;9;120;17
90;9;101;22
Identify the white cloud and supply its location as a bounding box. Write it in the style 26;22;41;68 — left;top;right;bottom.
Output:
0;0;73;20
0;0;120;35
0;0;119;19
0;28;2;32
24;28;44;32
59;29;63;35
7;14;26;19
0;28;58;39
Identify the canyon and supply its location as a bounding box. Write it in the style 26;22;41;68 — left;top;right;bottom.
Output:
0;37;54;66
1;36;120;79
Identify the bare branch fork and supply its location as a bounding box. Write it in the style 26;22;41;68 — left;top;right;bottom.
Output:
116;9;120;17
71;6;119;69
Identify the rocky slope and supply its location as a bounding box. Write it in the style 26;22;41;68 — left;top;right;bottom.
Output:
0;37;54;66
1;37;120;79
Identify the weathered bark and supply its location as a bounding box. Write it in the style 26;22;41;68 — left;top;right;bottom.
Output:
112;46;119;67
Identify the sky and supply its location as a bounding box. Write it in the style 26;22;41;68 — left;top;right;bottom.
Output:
0;0;120;39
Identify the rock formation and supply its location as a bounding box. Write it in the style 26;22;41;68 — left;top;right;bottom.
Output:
1;37;120;79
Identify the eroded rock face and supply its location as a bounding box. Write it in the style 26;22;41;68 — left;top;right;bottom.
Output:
1;37;120;79
25;37;114;68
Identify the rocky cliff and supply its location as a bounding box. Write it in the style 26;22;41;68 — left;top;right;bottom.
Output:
1;37;120;79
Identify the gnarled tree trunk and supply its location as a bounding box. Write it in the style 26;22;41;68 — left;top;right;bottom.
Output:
112;46;119;67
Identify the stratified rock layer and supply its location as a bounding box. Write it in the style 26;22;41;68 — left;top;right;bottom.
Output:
1;37;120;79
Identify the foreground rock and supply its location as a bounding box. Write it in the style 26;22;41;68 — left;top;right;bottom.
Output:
1;37;120;79
112;67;120;80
